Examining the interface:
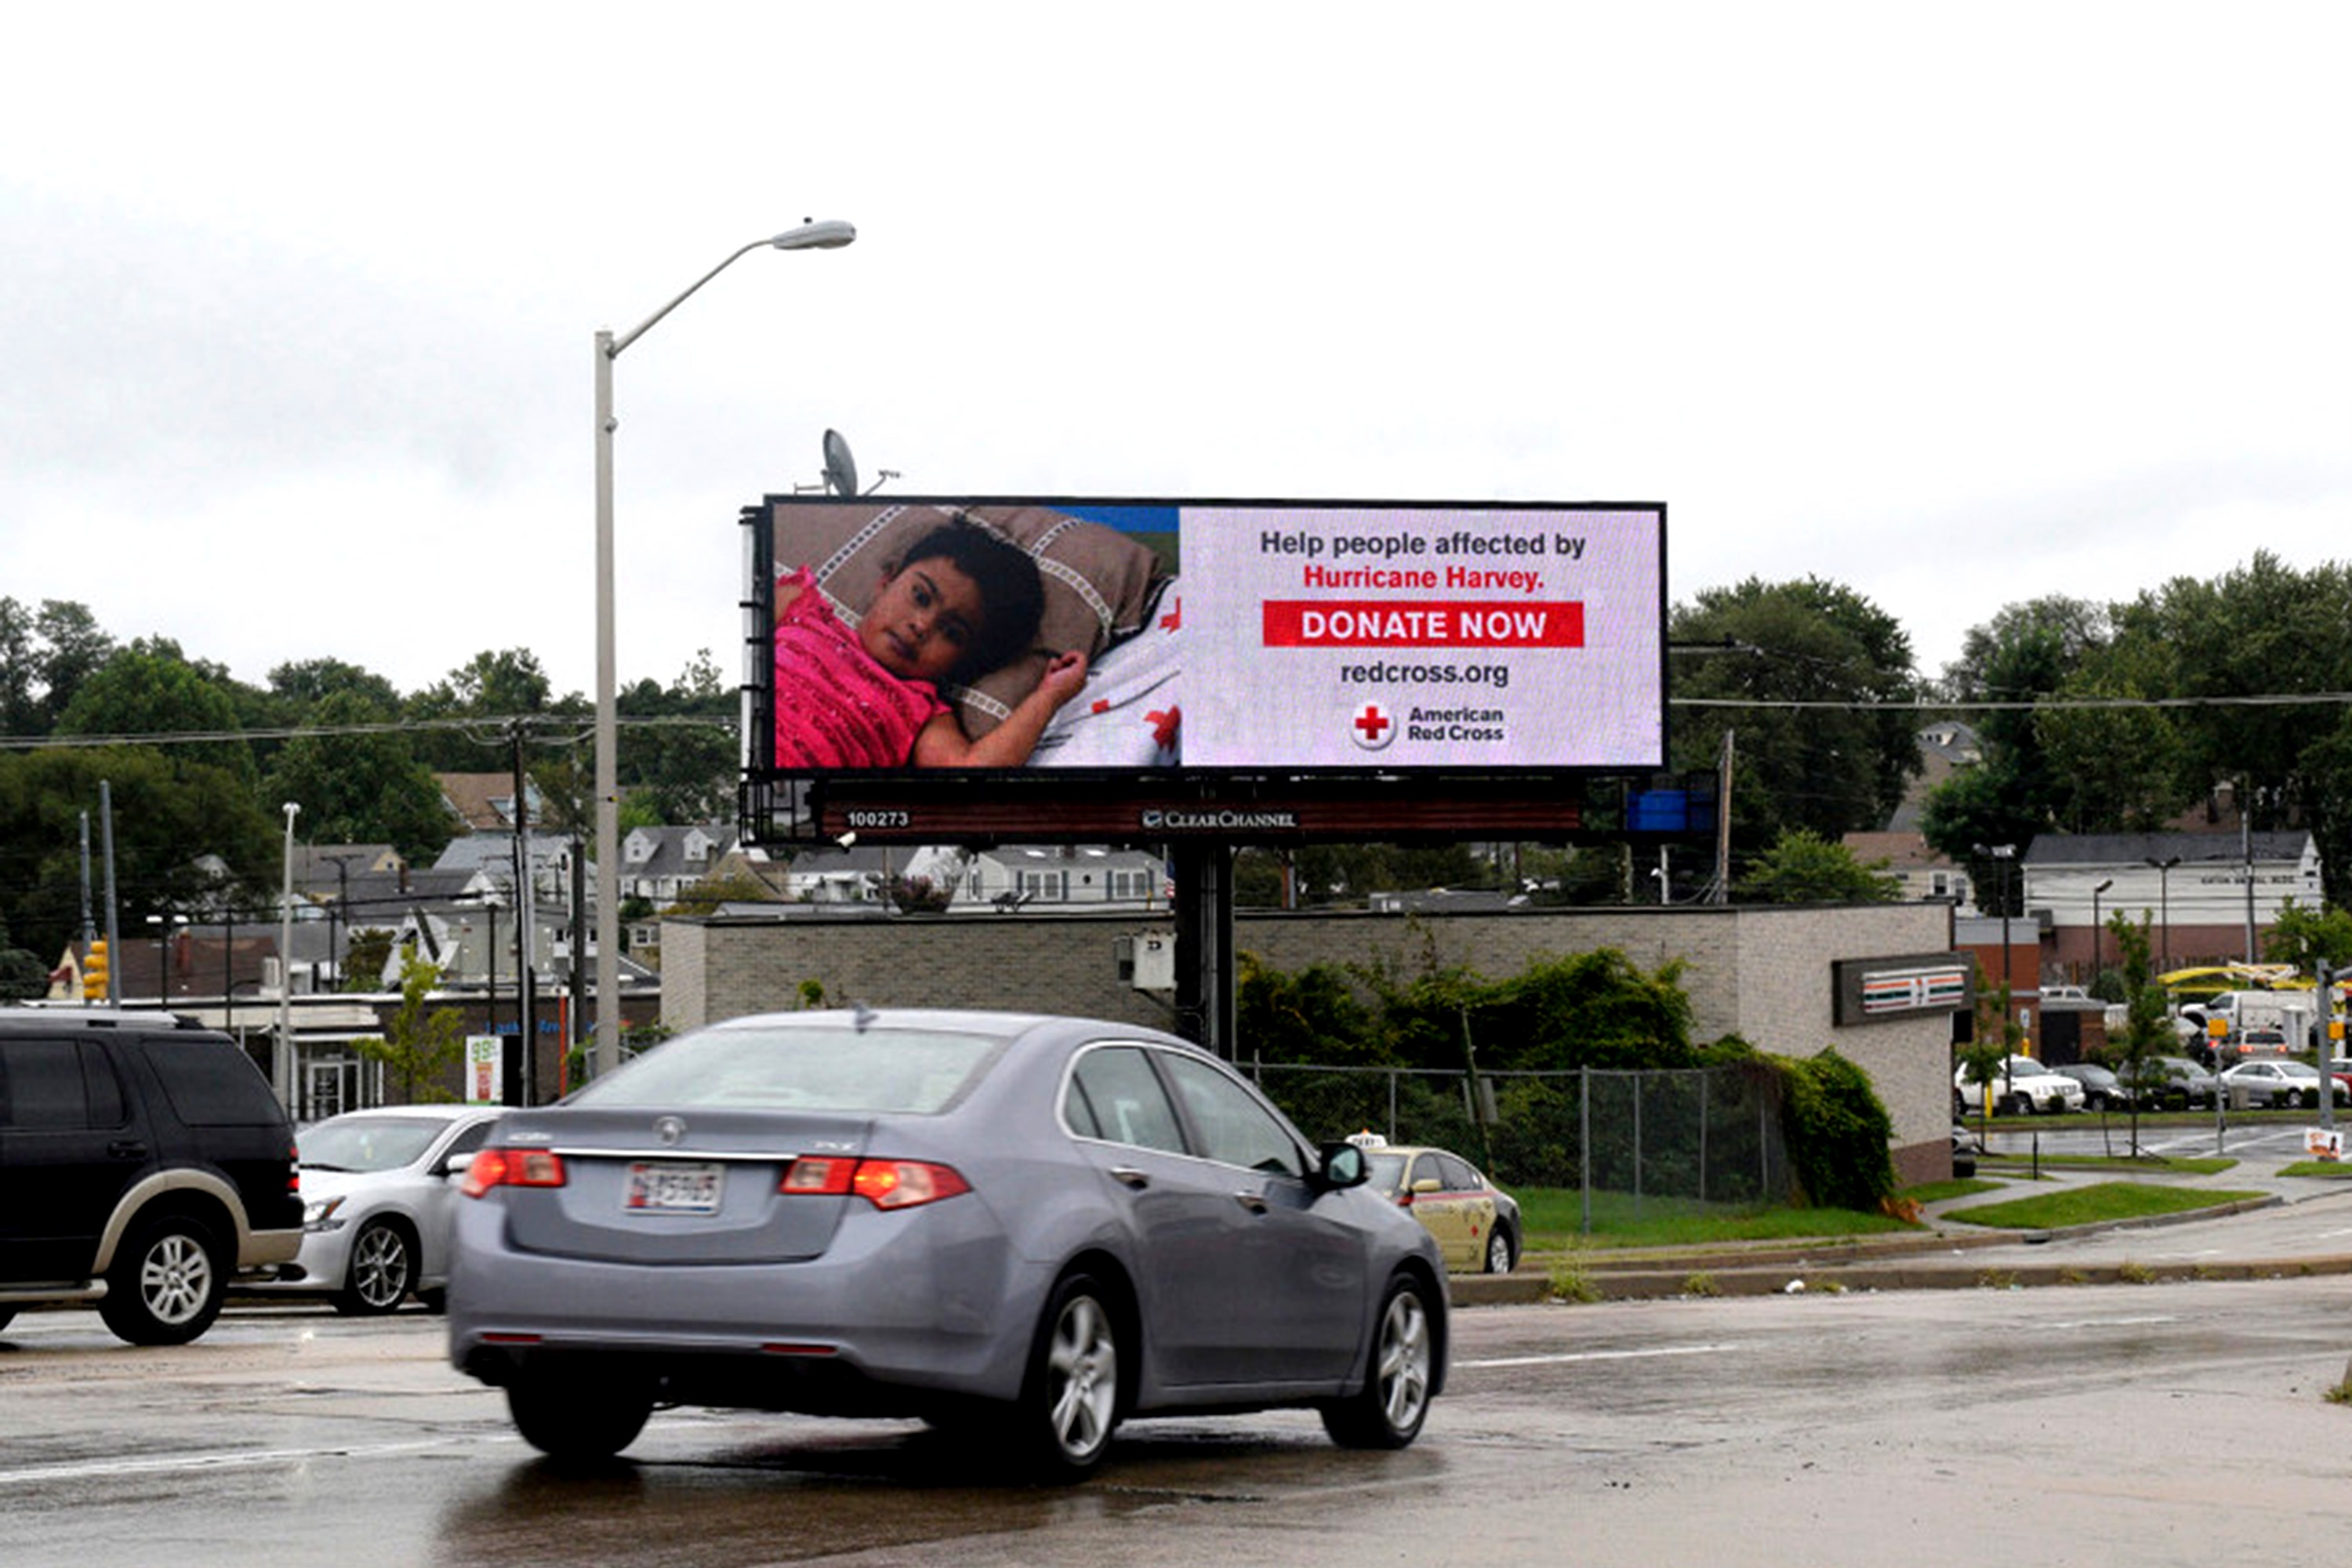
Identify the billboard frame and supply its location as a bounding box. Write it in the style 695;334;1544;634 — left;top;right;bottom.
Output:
740;494;1670;847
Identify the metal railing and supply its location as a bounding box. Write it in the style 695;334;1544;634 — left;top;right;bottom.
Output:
1247;1060;1795;1230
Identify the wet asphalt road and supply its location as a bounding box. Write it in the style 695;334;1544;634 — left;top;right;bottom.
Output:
9;1231;2352;1568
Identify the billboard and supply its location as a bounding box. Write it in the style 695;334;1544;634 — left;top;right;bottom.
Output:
745;496;1664;784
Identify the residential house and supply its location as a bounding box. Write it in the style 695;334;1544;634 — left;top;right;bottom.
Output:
2024;829;2321;983
436;772;545;833
1841;831;1972;910
619;824;741;906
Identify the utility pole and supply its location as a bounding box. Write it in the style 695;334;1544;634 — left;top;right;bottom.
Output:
510;722;538;1106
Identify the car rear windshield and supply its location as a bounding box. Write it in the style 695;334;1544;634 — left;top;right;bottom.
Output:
139;1039;288;1127
572;1025;1003;1115
299;1116;454;1172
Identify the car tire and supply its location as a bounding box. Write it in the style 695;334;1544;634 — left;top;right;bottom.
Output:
506;1373;653;1462
1322;1272;1436;1451
1483;1227;1516;1275
1014;1271;1123;1482
333;1218;416;1316
99;1213;226;1346
2002;1093;2031;1117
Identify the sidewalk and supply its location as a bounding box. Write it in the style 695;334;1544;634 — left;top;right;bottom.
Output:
1451;1148;2352;1305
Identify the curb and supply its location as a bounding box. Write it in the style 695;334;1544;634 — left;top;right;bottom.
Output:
1446;1192;2312;1307
1451;1250;2352;1305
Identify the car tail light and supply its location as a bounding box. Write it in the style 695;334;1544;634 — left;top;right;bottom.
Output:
285;1142;301;1195
778;1156;969;1210
460;1146;568;1198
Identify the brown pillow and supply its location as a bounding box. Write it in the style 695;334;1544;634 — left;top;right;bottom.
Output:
771;501;1166;736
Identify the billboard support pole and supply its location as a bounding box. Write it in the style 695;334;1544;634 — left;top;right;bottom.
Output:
1171;841;1235;1060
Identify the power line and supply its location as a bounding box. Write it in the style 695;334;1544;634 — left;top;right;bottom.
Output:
1673;692;2352;713
0;713;731;752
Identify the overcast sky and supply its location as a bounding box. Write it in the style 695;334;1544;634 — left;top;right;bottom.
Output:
5;4;2345;704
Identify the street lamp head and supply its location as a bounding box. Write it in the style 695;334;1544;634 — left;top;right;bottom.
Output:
771;219;855;251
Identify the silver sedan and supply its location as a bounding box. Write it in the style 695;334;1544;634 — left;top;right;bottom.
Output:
448;1009;1446;1479
254;1104;502;1314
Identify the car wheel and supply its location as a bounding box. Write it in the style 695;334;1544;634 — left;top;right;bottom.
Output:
1322;1272;1436;1450
1014;1271;1122;1481
99;1214;225;1346
333;1218;416;1316
2002;1093;2031;1117
1483;1227;1516;1276
506;1373;653;1462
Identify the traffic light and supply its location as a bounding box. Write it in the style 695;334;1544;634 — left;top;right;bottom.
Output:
83;938;108;1002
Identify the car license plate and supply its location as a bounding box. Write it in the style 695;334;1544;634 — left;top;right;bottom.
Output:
624;1160;724;1214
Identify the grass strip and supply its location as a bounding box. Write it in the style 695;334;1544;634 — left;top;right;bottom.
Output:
1943;1181;2264;1230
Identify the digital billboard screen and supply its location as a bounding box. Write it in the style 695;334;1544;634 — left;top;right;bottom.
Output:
743;496;1664;793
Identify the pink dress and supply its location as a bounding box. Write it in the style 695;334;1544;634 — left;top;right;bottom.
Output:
772;567;952;768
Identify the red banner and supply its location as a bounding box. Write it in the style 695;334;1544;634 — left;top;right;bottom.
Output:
1261;600;1584;648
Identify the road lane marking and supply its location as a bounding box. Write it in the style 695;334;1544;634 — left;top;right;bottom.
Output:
0;1436;502;1486
1458;1343;1741;1370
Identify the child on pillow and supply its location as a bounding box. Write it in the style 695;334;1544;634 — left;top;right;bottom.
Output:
773;514;1088;768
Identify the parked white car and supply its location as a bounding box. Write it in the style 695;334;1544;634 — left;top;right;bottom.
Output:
2219;1059;2349;1111
1954;1055;2087;1116
252;1104;503;1314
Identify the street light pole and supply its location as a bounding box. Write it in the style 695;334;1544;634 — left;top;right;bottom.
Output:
276;802;300;1115
593;220;855;1081
2091;877;2114;985
2145;855;2182;975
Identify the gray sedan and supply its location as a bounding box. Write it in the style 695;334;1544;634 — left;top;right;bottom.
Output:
448;1009;1447;1479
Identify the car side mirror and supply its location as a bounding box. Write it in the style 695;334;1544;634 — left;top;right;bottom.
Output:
1316;1141;1368;1191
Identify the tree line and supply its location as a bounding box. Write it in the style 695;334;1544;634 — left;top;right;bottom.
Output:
0;596;734;966
5;543;2348;971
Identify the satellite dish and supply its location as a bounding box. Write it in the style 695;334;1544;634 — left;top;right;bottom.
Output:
822;430;858;498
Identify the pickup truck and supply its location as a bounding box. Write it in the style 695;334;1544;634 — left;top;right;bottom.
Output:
1954;1054;2088;1116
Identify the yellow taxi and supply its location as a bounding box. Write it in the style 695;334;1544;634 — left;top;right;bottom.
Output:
1348;1134;1521;1274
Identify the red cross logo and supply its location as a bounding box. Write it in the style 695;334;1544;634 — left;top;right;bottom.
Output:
1351;702;1395;751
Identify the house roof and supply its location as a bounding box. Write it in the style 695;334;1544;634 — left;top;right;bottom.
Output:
432;833;572;878
2023;830;2312;868
622;823;740;881
435;772;545;833
1841;831;1955;870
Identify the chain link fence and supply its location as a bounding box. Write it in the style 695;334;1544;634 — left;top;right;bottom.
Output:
1247;1061;1795;1229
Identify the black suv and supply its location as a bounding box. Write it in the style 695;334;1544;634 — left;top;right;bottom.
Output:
0;1010;302;1345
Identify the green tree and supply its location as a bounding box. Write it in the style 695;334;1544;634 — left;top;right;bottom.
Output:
263;690;456;863
54;644;256;786
20;601;118;732
1668;577;1921;866
2263;898;2352;975
2034;637;2187;834
352;949;465;1104
0;909;49;1001
343;927;397;992
2114;554;2352;899
1922;597;2114;902
0;746;277;958
663;871;780;917
266;656;404;718
2103;911;2174;1152
617;651;736;825
405;649;571;771
1737;829;1901;904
